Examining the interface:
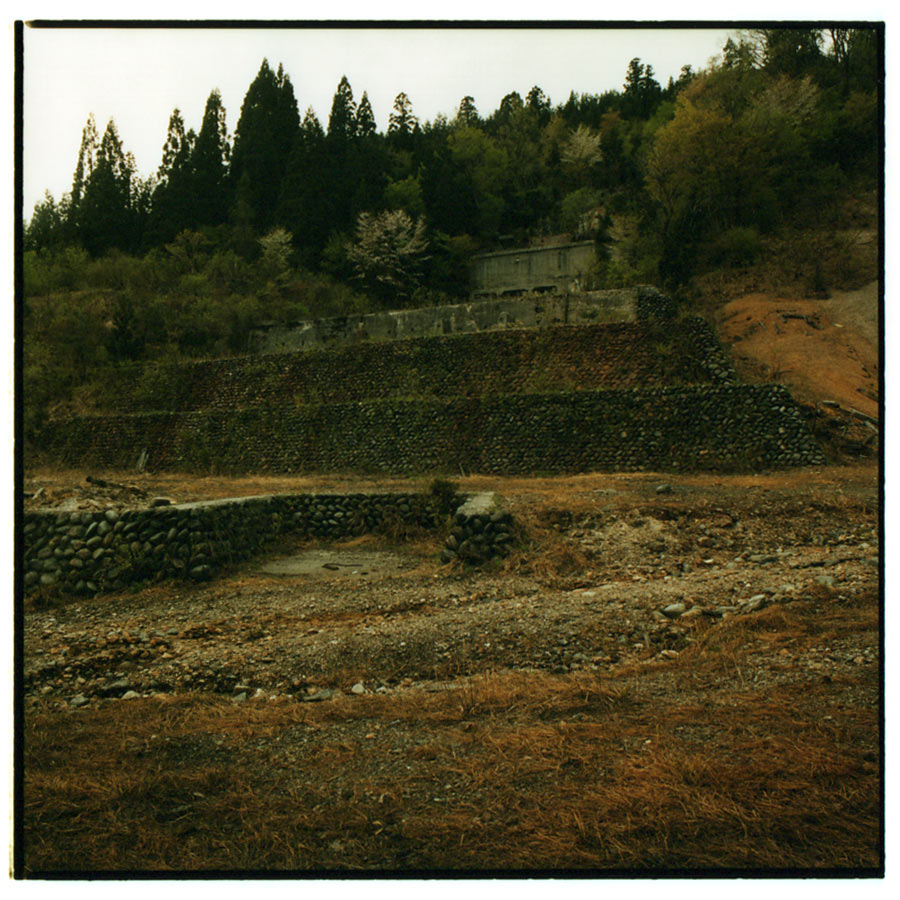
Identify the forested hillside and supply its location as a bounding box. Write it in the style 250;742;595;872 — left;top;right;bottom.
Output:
22;28;881;438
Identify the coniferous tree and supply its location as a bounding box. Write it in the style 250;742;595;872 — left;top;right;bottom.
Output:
187;89;231;229
388;92;418;140
356;91;377;138
494;91;523;126
277;107;333;264
327;75;358;143
25;190;66;251
230;59;299;233
157;109;193;183
526;86;552;126
146;108;196;245
70;113;99;212
352;93;389;219
622;58;662;119
454;95;480;128
323;76;362;232
74;118;138;255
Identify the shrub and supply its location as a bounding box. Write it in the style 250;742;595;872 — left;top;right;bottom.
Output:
710;226;763;267
429;478;462;515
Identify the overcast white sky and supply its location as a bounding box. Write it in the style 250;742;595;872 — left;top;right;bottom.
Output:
20;0;893;216
22;24;740;214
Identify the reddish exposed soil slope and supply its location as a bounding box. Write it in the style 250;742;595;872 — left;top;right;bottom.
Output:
715;282;879;420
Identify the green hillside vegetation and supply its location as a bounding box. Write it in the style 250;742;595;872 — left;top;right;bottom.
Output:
23;28;881;440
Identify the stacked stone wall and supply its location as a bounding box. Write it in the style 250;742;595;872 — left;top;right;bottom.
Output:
23;491;449;597
85;318;730;415
35;385;824;476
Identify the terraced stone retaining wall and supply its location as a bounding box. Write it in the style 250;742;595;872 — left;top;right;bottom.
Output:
23;491;455;598
82;317;729;416
35;384;825;477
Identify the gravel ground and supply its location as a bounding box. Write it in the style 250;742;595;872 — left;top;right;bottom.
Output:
23;467;880;710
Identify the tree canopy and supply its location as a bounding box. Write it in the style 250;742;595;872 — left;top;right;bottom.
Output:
26;27;881;296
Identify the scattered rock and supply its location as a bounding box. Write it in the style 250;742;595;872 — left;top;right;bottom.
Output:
680;607;705;619
741;594;769;613
661;602;686;619
101;678;131;697
303;689;335;702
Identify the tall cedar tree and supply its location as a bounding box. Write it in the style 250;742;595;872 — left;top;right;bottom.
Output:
622;58;663;119
146;108;196;246
387;92;419;149
455;95;480;127
277;107;334;264
70;113;99;211
73;118;138;255
327;75;357;142
356;92;377;138
352;92;389;218
25;191;66;251
323;76;360;230
229;60;299;235
187;89;231;229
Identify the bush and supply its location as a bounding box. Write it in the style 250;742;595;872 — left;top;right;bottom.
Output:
710;226;763;267
597;255;659;289
429;478;462;515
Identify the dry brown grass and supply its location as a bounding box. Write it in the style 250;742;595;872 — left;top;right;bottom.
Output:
23;633;881;874
25;462;879;511
20;463;881;874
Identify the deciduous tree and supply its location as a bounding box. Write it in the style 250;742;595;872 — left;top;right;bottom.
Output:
346;209;429;303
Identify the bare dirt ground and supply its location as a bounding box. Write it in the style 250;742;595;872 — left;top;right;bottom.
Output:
21;463;881;874
715;281;879;419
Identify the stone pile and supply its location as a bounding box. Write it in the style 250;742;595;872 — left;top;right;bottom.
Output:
441;493;516;564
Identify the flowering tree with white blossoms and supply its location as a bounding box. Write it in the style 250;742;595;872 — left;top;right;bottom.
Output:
346;209;429;304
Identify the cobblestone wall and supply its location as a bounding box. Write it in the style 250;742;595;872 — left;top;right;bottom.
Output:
23;491;450;597
34;384;824;476
84;317;727;415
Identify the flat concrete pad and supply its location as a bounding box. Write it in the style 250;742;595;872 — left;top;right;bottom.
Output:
259;549;407;578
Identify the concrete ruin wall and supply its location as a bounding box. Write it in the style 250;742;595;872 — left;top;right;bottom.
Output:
92;318;735;415
470;241;599;297
34;385;825;477
249;285;673;354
